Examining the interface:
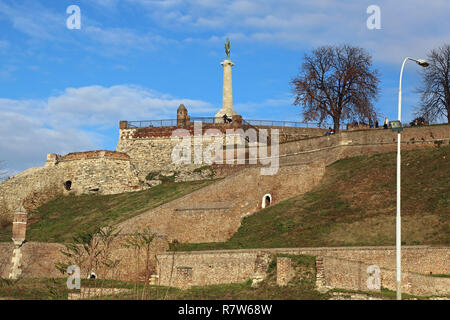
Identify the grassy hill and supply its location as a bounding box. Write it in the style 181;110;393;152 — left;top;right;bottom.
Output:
175;144;450;251
1;145;448;247
0;179;217;243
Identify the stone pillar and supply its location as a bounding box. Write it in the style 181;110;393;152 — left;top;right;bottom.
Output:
9;206;27;279
231;115;242;129
177;104;189;127
12;206;27;247
45;153;60;167
277;257;294;286
251;252;271;287
215;59;239;122
119;121;128;129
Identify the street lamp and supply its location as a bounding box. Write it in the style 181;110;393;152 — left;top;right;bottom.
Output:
395;57;429;300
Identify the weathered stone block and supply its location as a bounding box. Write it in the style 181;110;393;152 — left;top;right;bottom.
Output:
277;257;294;286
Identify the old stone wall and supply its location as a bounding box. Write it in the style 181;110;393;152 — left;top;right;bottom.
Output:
155;246;449;294
0;235;169;281
116;124;449;185
116;127;248;181
1;242;448;296
276;257;294;286
56;151;142;195
0;166;64;222
116;162;325;243
277;125;450;166
0;150;143;223
321;256;450;296
157;250;268;288
254;125;327;143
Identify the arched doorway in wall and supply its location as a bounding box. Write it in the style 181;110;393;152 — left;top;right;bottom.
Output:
261;194;272;209
64;181;72;191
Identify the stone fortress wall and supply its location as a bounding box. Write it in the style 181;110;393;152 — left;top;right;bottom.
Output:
0;111;328;222
52;150;142;195
0;120;448;227
115;123;449;244
2;240;448;297
0;150;143;220
156;246;450;296
0;122;449;296
115;119;326;181
0;236;170;282
116;162;325;242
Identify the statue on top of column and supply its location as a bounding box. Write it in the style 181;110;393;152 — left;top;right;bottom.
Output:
225;38;230;60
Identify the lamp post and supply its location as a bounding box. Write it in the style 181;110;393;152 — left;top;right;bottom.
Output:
394;57;429;300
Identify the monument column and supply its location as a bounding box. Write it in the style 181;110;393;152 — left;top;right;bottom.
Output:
215;38;239;122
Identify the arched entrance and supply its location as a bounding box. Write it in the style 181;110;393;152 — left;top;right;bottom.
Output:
261;194;272;209
64;181;72;191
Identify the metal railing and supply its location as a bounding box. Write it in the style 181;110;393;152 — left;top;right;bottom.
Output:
126;117;223;128
126;117;335;129
244;119;334;128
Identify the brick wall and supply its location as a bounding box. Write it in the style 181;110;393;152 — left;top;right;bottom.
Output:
0;236;169;281
276;257;294;286
116;162;325;243
0;166;64;222
0;151;143;223
57;154;142;195
155;246;449;292
277;125;450;166
1;242;448;296
157;250;270;288
321;256;450;296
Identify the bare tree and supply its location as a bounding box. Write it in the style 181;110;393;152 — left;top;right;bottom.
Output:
291;45;380;132
415;44;450;123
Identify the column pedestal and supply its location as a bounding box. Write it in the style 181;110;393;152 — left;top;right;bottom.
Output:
215;59;239;122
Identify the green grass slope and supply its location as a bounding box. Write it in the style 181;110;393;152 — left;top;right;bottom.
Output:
0;180;217;243
176;144;450;251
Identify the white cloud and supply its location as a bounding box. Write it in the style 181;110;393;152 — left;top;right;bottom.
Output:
0;0;176;56
2;1;448;63
0;1;62;40
0;85;214;172
125;0;450;64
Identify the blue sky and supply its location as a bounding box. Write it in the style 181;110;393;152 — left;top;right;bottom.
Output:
0;0;449;173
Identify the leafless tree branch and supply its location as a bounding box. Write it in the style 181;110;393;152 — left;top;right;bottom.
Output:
291;45;380;132
415;44;450;123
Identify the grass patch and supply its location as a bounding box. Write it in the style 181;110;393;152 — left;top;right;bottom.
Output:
0;180;217;243
429;274;450;278
175;145;450;251
193;165;212;173
329;287;427;300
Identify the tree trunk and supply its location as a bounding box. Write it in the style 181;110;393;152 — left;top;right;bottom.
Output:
333;117;340;133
